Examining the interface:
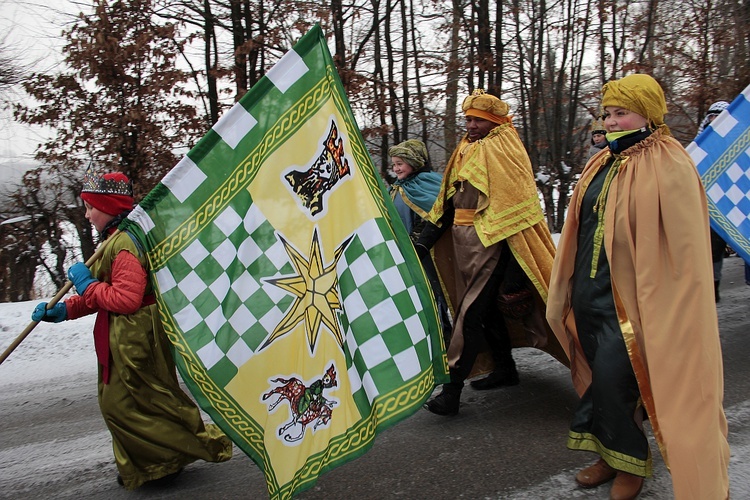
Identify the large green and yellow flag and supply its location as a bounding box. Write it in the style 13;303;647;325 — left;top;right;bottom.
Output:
120;25;448;499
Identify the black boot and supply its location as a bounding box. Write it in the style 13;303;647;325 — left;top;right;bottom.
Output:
470;364;519;390
714;280;720;303
424;385;461;416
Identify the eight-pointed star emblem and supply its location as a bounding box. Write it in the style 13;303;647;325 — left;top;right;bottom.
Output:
262;229;353;353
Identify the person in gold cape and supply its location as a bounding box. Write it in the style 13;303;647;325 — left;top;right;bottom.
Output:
32;171;232;489
546;74;730;499
416;89;568;416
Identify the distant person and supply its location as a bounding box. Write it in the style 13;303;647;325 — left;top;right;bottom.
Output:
587;119;608;159
696;101;731;301
696;100;729;137
32;170;232;489
547;74;729;499
389;139;452;342
417;89;566;416
389;139;442;243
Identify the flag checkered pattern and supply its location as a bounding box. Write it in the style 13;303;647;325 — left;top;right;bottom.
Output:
688;84;750;264
131;198;437;401
337;218;436;412
144;193;296;388
122;24;448;500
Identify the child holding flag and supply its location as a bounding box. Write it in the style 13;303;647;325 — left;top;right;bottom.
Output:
32;170;232;489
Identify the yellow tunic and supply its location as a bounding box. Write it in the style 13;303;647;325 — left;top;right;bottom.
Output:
92;232;232;489
547;129;730;499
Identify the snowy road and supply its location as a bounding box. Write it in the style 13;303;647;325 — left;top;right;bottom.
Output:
1;257;749;499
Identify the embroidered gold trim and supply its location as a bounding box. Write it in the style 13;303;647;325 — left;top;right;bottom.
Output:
590;155;628;278
567;430;653;477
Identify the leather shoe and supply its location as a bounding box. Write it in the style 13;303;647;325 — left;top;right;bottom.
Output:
575;458;616;488
610;471;643;500
424;390;460;416
470;369;519;390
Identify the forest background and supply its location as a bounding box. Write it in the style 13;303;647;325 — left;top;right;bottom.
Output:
0;0;748;302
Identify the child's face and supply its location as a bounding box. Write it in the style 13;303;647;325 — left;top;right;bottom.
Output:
603;106;649;132
84;202;114;233
391;157;415;180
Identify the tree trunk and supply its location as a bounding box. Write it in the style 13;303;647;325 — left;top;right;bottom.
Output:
204;0;219;124
230;0;248;100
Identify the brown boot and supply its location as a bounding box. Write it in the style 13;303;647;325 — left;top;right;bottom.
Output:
575;458;616;488
609;471;643;500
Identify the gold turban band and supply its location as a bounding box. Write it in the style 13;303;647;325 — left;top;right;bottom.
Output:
462;89;511;125
601;74;670;135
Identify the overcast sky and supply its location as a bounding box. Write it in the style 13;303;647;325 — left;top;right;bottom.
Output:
0;1;83;192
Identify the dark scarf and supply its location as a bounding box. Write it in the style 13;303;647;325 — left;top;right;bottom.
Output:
97;210;131;241
608;128;653;154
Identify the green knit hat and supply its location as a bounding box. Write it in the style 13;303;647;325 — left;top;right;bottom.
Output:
388;139;429;170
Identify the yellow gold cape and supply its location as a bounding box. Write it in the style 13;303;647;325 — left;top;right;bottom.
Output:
547;128;730;498
430;125;569;372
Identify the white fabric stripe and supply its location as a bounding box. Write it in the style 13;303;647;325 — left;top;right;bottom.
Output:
196;339;224;370
154;266;177;293
686;142;707;165
266;49;309;93
393;347;420;381
712;111;738;137
127;205;155;233
162;156;207;203
212;102;258;149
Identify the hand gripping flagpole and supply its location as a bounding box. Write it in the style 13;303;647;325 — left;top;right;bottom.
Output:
0;231;118;366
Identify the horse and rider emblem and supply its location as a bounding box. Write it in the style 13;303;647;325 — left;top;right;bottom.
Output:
262;364;338;443
284;120;351;217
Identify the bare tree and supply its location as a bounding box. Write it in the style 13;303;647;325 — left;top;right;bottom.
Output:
15;0;205;199
5;0;750;299
0;38;24;92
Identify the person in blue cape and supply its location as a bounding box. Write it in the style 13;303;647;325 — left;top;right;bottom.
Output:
389;139;452;344
389;139;443;241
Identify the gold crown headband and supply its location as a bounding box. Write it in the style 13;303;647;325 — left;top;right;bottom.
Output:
81;168;133;197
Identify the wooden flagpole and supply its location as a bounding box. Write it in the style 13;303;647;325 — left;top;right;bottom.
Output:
0;231;118;366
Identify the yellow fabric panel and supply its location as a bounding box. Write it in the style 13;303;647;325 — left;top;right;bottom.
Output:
429;123;545;247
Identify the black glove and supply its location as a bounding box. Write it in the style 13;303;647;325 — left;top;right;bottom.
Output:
414;242;430;260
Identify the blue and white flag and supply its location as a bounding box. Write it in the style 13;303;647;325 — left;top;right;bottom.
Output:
688;84;750;264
